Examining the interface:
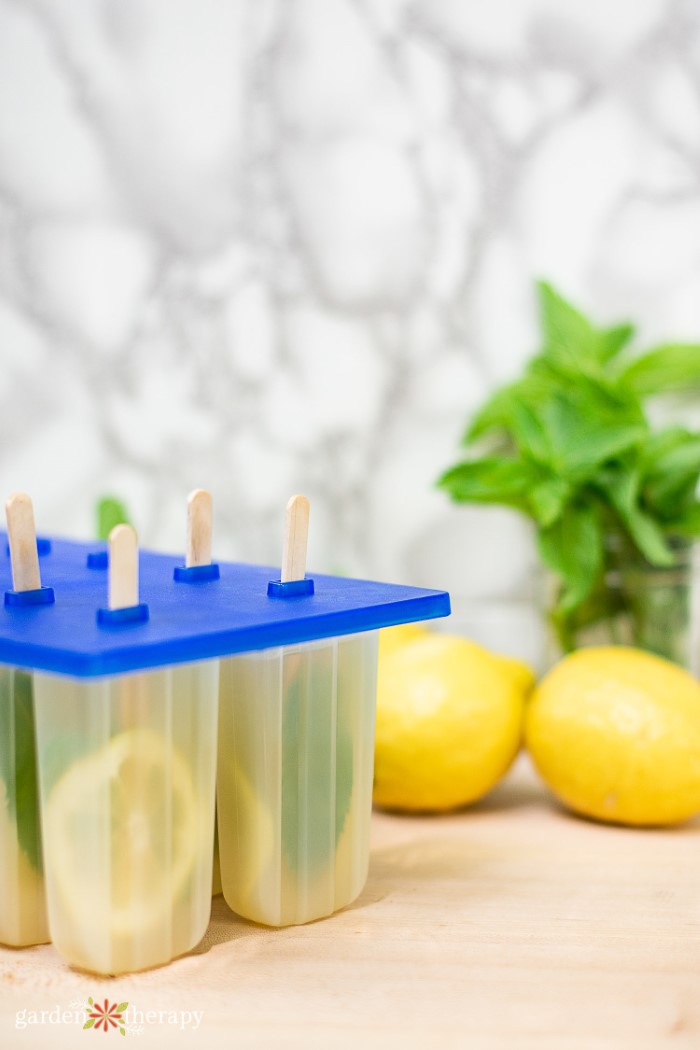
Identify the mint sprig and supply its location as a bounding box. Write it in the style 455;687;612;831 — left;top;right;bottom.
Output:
0;671;42;873
96;496;131;541
439;281;700;658
281;651;353;873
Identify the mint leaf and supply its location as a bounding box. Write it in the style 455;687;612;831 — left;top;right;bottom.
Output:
439;457;572;527
538;281;599;366
596;467;674;567
465;384;521;443
96;497;131;541
598;322;636;362
538;282;635;368
641;425;692;463
0;670;42;873
528;477;571;528
619;343;700;395
664;503;700;537
438;458;533;512
510;401;552;465
537;502;603;613
281;649;353;872
533;385;646;480
642;433;700;517
465;368;558;445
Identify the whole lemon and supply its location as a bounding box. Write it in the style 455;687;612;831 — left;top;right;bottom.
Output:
374;634;533;812
378;622;429;660
525;646;700;826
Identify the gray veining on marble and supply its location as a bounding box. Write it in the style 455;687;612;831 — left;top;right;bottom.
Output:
1;0;699;664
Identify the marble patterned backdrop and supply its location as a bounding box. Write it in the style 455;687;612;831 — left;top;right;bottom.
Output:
1;0;699;664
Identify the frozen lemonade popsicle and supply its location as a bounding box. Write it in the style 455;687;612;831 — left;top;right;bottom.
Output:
0;493;50;946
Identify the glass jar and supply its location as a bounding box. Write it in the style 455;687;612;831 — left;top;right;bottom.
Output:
546;536;699;673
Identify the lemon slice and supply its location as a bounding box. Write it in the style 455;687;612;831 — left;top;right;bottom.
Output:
217;757;274;913
44;728;199;937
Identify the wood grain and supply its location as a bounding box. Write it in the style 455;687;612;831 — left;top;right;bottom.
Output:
108;524;138;610
5;493;41;593
1;756;699;1049
186;489;213;569
281;494;310;583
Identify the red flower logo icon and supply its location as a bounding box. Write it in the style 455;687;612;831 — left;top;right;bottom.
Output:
83;998;128;1035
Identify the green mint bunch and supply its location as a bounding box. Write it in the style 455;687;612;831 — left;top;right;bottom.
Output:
438;281;700;653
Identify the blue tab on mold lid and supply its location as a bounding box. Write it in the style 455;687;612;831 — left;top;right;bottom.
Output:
97;603;150;627
86;549;108;570
0;537;450;678
267;577;314;598
4;586;55;607
173;563;220;583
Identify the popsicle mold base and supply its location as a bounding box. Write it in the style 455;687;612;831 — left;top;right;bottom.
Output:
32;660;219;975
217;631;378;927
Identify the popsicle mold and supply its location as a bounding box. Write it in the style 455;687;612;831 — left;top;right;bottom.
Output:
0;533;449;971
33;660;218;975
217;631;378;926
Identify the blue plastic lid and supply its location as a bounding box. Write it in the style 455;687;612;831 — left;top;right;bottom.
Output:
0;536;450;678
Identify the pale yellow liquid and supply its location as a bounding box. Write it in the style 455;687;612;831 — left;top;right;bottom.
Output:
218;633;378;926
0;780;50;946
33;662;218;975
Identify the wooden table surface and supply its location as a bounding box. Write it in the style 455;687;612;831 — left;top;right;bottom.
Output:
2;755;699;1049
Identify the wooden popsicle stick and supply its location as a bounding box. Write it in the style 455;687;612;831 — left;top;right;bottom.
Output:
108;524;139;610
281;494;310;583
186;489;213;568
6;492;41;592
